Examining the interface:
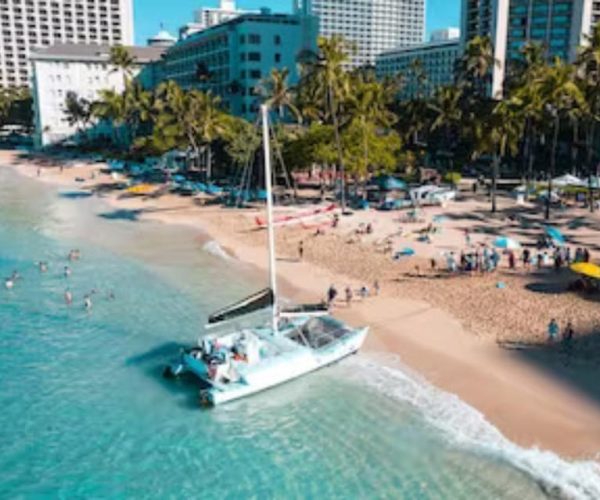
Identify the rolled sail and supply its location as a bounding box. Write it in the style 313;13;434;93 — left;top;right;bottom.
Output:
207;288;274;327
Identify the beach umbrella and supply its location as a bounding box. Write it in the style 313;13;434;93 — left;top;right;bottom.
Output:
493;236;521;250
570;262;600;279
544;225;566;245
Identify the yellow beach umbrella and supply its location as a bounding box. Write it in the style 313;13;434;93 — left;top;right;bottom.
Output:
570;262;600;279
126;184;155;195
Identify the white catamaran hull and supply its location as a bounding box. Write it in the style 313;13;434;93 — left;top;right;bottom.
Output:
180;327;368;405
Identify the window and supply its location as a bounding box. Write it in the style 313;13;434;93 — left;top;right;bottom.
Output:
274;35;281;45
274;53;281;63
249;69;261;79
248;52;260;62
248;34;260;44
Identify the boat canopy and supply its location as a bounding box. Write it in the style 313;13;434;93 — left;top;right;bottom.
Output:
207;288;274;328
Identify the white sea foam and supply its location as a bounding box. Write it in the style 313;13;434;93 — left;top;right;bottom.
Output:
202;240;232;261
348;355;600;500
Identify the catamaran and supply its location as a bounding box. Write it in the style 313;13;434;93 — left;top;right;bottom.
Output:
164;105;368;406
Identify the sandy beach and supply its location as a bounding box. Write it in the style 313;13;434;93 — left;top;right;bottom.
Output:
3;149;600;460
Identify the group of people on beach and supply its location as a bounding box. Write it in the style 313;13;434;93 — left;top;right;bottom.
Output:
547;319;575;346
326;280;380;309
3;248;114;311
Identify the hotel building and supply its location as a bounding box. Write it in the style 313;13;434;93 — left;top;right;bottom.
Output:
31;43;164;147
461;0;600;96
295;0;425;68
0;0;134;88
376;29;461;100
162;11;318;119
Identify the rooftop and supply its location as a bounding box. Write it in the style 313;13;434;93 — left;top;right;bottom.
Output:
30;44;166;64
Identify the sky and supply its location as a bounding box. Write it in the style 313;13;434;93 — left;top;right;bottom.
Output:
134;0;461;46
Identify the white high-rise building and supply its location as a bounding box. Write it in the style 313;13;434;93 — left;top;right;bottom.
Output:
180;0;255;39
296;0;425;67
0;0;134;88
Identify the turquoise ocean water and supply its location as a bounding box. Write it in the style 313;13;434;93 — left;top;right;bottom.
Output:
1;167;599;499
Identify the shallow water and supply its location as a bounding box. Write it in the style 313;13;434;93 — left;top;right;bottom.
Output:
1;167;598;499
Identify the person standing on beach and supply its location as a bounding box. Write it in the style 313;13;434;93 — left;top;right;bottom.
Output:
373;280;380;296
464;229;471;247
298;240;304;261
327;285;338;308
547;319;559;342
522;249;530;271
508;251;516;270
345;286;353;307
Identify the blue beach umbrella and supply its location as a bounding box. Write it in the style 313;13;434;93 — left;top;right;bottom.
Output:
493;236;521;250
545;226;566;246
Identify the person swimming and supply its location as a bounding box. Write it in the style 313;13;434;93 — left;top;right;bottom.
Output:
4;278;14;289
11;270;21;281
68;249;81;261
83;295;92;311
64;266;72;278
39;261;48;273
64;289;73;305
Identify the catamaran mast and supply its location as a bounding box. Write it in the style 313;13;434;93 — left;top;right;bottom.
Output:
261;104;278;335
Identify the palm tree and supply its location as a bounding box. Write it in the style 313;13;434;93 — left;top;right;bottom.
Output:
535;58;584;219
457;35;497;96
509;42;547;192
429;85;463;171
259;68;300;122
109;45;136;87
576;23;600;211
194;91;228;181
64;91;92;140
92;89;126;145
301;35;352;211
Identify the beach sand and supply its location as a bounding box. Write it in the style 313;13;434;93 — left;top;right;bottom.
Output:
3;150;600;460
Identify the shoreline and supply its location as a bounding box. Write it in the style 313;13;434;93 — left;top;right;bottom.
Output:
3;151;600;461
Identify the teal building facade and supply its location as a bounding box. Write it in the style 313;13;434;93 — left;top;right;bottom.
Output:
161;11;318;119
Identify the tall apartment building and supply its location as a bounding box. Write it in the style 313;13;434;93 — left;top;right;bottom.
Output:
376;30;461;100
295;0;425;68
163;11;318;120
461;0;600;96
180;0;254;40
0;0;133;88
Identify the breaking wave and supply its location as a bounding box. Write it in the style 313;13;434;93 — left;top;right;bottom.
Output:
348;355;600;500
203;240;232;261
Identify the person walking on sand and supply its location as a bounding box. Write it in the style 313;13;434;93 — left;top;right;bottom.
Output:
373;280;380;296
345;286;353;306
522;248;530;271
298;240;304;261
464;229;471;247
64;289;73;305
547;319;559;342
508;251;516;270
327;285;338;308
563;321;575;355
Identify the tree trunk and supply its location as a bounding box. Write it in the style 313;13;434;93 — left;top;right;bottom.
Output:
328;85;346;212
546;115;560;220
491;153;499;213
586;121;596;213
207;145;212;182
